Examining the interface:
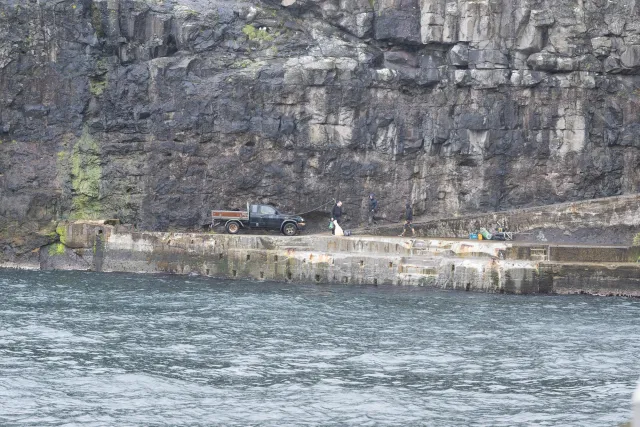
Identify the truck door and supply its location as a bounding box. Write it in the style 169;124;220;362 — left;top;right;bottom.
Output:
258;205;279;229
249;204;262;228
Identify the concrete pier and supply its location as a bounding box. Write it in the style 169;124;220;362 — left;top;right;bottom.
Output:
4;221;637;297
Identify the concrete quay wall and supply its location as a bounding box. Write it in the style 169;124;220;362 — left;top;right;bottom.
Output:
8;222;635;297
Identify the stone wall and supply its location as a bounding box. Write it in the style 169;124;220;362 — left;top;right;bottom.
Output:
2;0;640;260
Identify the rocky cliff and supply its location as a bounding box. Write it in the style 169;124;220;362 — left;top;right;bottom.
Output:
1;0;640;259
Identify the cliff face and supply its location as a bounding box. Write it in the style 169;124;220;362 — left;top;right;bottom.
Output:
1;0;640;257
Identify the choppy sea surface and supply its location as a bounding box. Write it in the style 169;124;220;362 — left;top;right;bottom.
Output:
0;269;639;426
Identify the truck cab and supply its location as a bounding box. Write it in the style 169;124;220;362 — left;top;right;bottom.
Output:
248;204;283;229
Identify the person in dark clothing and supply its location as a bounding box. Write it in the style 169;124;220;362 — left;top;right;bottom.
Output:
399;203;415;237
331;201;343;235
367;193;378;226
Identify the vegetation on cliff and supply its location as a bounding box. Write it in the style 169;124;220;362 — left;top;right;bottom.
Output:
70;129;102;220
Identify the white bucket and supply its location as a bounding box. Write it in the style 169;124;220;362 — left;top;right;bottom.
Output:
333;221;344;237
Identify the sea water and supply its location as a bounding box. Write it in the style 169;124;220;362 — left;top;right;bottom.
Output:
1;269;639;426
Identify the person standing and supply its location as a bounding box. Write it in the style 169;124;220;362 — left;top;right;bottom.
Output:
331;201;343;235
367;193;378;226
399;202;415;237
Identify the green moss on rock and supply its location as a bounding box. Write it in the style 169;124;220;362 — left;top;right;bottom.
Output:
70;128;102;220
89;78;107;96
242;24;274;42
56;224;67;245
48;243;65;256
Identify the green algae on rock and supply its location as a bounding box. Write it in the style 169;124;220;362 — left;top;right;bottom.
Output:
70;129;102;220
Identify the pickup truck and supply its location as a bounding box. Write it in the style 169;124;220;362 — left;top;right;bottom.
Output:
212;203;306;236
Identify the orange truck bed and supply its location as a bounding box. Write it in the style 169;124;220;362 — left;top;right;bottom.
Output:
211;210;249;221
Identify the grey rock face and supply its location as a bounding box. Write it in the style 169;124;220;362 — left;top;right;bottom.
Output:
1;0;640;258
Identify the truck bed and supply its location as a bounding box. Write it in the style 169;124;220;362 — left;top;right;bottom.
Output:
211;210;249;221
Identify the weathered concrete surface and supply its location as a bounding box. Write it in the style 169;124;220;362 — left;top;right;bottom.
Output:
3;0;640;263
540;263;640;296
5;221;638;297
370;194;640;245
506;244;640;263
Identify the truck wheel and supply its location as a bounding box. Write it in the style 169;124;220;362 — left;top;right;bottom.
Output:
226;221;240;234
282;222;298;236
